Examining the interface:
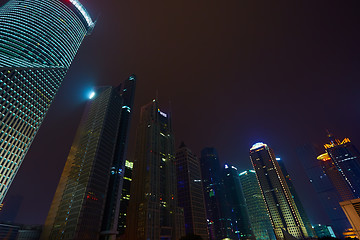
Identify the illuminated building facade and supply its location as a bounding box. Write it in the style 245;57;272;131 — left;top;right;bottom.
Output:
222;165;254;240
41;76;136;240
239;170;276;240
324;135;360;198
175;142;208;240
297;144;350;237
0;0;94;204
200;147;232;240
125;100;184;240
276;158;317;238
313;224;336;238
249;142;308;239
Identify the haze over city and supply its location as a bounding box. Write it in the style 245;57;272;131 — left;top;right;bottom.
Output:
1;0;360;239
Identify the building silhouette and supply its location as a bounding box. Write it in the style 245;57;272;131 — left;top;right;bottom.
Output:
249;142;308;239
41;75;136;240
222;165;254;240
239;170;276;240
297;144;351;237
0;0;94;204
200;147;232;240
276;158;317;238
175;142;208;240
125;100;184;240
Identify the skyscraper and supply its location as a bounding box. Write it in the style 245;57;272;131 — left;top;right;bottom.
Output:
175;142;208;240
239;170;276;240
200;147;232;240
41;75;136;240
222;165;253;240
297;144;351;237
101;75;136;239
0;0;95;203
249;142;308;239
117;159;133;237
125;100;184;240
317;153;355;201
324;134;360;198
276;157;317;238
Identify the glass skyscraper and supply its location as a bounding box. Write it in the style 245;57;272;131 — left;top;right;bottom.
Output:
239;170;276;240
249;142;308;239
41;76;136;240
175;142;208;240
125;100;185;240
276;157;317;238
324;135;360;198
0;0;94;203
297;144;351;237
200;147;232;240
222;165;254;240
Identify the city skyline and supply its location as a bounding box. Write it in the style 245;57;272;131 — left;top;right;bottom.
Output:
1;0;360;233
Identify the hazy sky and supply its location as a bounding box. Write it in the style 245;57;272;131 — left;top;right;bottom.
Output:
2;0;360;226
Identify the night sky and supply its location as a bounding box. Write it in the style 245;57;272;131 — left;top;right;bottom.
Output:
1;0;360;227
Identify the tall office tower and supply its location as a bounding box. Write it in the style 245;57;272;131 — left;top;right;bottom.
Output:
297;144;351;237
324;134;360;198
125;100;184;240
175;142;208;240
200;147;232;240
0;0;95;204
117;159;133;236
101;75;136;239
317;153;355;201
41;76;136;240
222;165;253;240
249;142;308;239
276;158;317;238
239;170;276;240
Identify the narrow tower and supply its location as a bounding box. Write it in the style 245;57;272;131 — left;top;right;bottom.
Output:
175;142;209;239
200;148;232;240
41;75;136;240
239;170;276;240
249;142;308;239
0;0;95;203
222;165;254;240
125;100;184;240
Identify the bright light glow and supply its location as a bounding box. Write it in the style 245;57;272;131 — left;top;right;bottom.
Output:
317;153;331;161
125;160;133;169
69;0;94;27
224;164;229;169
231;166;237;170
250;142;267;150
158;109;167;117
249;170;255;173
239;171;247;176
122;106;131;112
276;157;281;161
89;91;95;99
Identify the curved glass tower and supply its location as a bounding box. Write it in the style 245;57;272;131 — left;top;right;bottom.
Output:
0;0;94;203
